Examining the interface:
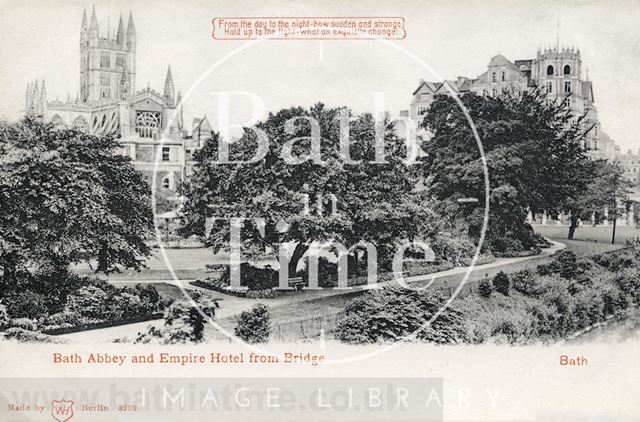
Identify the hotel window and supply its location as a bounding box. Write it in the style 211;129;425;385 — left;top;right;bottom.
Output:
492;72;496;83
501;72;506;82
546;65;554;76
420;93;429;100
546;82;552;93
564;65;571;75
564;81;572;93
162;147;170;162
162;177;170;189
492;88;497;97
100;52;111;68
185;149;192;161
100;73;110;86
562;98;571;108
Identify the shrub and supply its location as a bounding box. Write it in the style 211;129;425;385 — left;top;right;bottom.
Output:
212;263;278;291
478;279;493;297
612;269;640;305
572;290;605;329
234;304;271;344
44;310;83;329
600;284;632;316
554;250;578;279
4;327;69;343
511;268;537;295
242;265;278;291
8;317;39;331
429;232;475;264
491;236;523;254
0;304;9;329
492;271;510;296
135;296;216;344
108;292;143;320
489;308;537;345
335;286;467;344
5;290;47;319
64;285;109;320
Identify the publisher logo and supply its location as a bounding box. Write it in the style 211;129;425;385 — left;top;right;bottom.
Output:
51;399;74;422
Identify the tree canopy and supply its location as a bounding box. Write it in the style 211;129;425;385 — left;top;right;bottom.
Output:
0;118;153;281
181;103;442;272
420;89;593;252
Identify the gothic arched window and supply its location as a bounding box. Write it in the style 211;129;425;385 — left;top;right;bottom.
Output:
546;65;554;76
72;116;89;132
564;65;571;75
51;115;65;129
135;111;161;138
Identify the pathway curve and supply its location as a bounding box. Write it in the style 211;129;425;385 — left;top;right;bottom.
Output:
59;241;566;343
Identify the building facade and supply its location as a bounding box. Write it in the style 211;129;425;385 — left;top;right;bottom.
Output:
409;47;617;160
24;6;205;195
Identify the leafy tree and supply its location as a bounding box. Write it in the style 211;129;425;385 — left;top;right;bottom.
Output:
0;118;153;282
181;103;441;273
590;161;633;244
420;88;592;252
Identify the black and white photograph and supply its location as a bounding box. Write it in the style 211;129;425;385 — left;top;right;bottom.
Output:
0;0;639;420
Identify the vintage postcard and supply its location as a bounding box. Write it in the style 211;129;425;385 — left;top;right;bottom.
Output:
1;0;639;420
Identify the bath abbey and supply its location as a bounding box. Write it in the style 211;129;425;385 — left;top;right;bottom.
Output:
24;6;205;193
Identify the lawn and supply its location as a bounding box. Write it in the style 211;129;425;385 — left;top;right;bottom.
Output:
535;225;638;256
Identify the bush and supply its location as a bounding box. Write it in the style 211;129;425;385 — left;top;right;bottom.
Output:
234;304;271;344
135;296;216;344
64;285;110;320
600;284;632;316
572;290;605;329
5;290;47;319
612;269;640;305
429;232;475;264
44;310;83;329
213;263;278;291
511;268;537;295
335;286;467;344
492;271;510;296
4;327;69;343
478;279;493;298
0;304;9;329
8;317;38;331
554;250;578;279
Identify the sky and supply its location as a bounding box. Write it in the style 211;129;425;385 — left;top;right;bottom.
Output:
1;0;639;152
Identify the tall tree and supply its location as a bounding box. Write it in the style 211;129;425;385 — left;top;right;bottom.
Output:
0;118;153;282
589;161;633;244
180;103;441;273
420;88;592;252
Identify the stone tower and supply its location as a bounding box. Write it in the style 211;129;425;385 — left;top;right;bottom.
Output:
80;6;136;104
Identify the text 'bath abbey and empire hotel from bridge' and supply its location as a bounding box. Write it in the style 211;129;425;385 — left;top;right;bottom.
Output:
22;6;640;201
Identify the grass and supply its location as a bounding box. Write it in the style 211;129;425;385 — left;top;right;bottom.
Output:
536;224;640;244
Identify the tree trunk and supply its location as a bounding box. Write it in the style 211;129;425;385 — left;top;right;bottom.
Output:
568;211;580;240
612;216;617;245
288;242;308;276
97;245;108;273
